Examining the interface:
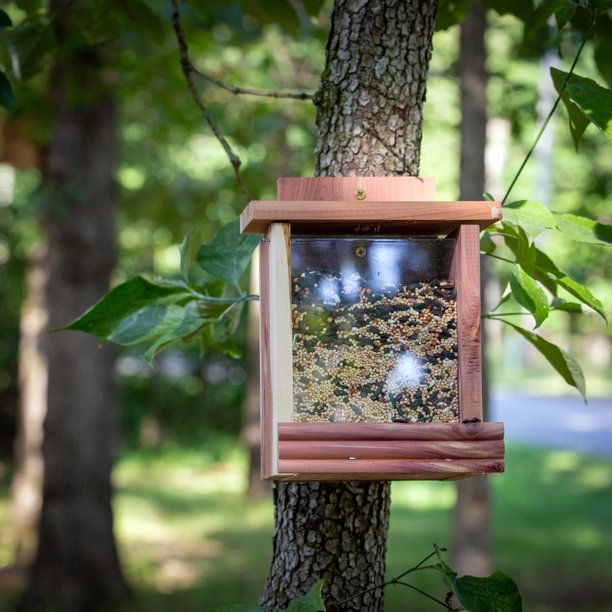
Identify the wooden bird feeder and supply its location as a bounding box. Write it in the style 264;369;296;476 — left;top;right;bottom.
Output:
240;177;505;481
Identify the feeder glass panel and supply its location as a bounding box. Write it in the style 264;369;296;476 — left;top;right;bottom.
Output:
290;236;459;425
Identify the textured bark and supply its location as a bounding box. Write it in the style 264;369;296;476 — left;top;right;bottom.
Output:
451;0;493;578
16;2;129;610
315;0;437;177
261;1;439;609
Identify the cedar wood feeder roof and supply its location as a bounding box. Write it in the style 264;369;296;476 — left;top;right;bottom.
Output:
240;177;505;481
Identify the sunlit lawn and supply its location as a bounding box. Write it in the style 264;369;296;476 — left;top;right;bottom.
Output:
1;442;612;611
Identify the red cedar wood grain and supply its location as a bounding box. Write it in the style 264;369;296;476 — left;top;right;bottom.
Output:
450;225;483;421
255;177;502;480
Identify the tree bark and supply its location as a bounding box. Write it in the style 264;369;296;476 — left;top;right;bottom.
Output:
260;1;439;609
16;3;129;609
451;0;493;578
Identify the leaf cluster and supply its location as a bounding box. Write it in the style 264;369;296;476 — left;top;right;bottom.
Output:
62;218;260;364
0;0;168;110
484;200;610;400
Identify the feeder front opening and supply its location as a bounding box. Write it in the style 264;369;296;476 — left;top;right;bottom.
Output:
291;236;459;425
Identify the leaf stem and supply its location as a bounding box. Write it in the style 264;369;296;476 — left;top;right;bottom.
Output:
501;25;593;205
333;548;444;607
486;253;515;264
394;581;456;609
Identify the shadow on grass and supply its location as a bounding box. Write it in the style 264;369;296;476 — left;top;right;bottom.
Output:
2;443;612;612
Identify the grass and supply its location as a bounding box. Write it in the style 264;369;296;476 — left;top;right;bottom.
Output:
1;442;612;611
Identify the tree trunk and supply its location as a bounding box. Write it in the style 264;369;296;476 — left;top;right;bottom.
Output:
16;3;129;609
451;0;493;578
260;1;439;609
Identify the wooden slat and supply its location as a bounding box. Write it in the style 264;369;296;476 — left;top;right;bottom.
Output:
278;458;505;476
240;200;502;234
279;440;504;460
258;233;272;479
278;422;504;442
277;176;437;202
276;472;471;482
450;225;483;421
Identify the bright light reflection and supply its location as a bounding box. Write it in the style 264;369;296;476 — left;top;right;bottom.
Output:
387;353;423;392
368;242;401;288
317;276;340;304
340;264;361;298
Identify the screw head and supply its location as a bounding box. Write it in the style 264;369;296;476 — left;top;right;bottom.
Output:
355;188;366;200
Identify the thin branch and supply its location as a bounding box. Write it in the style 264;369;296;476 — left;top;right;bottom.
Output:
333;549;443;607
501;21;594;205
191;66;314;100
171;0;250;201
394;581;456;610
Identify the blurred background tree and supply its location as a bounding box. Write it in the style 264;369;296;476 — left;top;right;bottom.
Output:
0;0;609;610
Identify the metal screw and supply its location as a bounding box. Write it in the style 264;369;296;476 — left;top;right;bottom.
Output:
355;188;366;200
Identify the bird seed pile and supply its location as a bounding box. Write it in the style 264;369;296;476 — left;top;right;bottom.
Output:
292;271;459;423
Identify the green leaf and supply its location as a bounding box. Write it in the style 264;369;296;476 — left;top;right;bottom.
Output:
285;580;326;612
197;219;260;283
565;74;612;141
554;0;578;29
0;71;14;110
483;191;496;201
107;299;204;346
0;9;13;32
555;274;607;321
503;200;555;240
141;302;209;364
435;0;473;31
117;0;165;43
593;23;612;88
15;0;42;11
301;0;326;18
445;567;523;612
500;222;536;272
551;298;583;313
61;276;190;339
519;0;557;56
531;249;607;321
553;212;612;246
481;0;534;21
480;232;496;255
5;18;55;81
509;264;549;328
500;321;587;401
194;294;254;320
489;289;512;314
239;0;300;33
550;67;589;150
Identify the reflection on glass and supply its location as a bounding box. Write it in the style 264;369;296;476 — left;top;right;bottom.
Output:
291;237;459;424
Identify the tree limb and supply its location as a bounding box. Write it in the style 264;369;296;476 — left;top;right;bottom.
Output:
191;66;314;100
171;0;250;201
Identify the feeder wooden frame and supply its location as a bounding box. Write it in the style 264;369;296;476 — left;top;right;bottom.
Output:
241;177;505;481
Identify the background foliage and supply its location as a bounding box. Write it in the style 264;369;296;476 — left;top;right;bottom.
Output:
0;0;610;610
